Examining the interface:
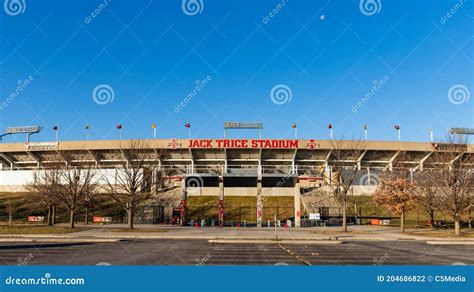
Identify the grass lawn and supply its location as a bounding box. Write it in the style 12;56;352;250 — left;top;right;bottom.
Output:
0;225;90;234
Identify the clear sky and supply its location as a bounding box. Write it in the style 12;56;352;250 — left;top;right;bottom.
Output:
0;0;473;143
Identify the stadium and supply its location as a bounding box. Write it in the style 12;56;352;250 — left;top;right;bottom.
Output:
1;129;472;228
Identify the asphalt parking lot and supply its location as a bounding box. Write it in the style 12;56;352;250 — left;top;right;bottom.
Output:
0;240;472;266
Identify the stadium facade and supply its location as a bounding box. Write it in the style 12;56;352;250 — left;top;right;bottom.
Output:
0;139;473;226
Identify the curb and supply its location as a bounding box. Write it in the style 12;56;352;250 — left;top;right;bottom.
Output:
426;241;474;245
0;238;120;243
208;239;342;245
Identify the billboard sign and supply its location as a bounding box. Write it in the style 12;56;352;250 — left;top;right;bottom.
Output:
309;213;321;220
7;126;42;134
224;122;263;129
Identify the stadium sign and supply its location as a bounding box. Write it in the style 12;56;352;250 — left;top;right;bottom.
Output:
6;126;42;134
224;122;263;129
431;143;468;151
188;139;299;149
25;142;59;151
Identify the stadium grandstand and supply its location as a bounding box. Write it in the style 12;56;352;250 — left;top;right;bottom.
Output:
0;137;472;227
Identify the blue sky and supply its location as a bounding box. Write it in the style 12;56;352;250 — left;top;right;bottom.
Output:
0;0;473;143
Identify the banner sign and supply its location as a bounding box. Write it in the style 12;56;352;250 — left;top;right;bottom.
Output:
27;216;45;222
187;139;299;149
25;142;59;151
93;217;112;223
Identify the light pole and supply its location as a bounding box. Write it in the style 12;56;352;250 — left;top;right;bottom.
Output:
152;123;157;139
185;123;191;139
395;125;400;141
116;124;122;140
85;125;90;140
363;125;368;141
430;128;433;142
328;124;333;140
53;126;58;142
292;123;297;139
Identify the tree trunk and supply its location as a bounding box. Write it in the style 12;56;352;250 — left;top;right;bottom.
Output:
342;197;348;232
8;210;12;227
430;210;435;228
70;210;75;229
127;209;134;229
84;209;89;225
400;210;405;233
469;211;472;229
454;219;461;236
47;205;52;226
52;205;56;225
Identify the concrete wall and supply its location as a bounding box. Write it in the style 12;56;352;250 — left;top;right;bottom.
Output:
0;169;138;193
225;187;258;197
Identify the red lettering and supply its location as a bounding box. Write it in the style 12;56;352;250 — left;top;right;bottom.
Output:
288;140;298;148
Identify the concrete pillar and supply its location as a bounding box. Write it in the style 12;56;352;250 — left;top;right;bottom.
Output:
294;180;301;228
219;176;224;200
218;176;224;227
257;176;263;228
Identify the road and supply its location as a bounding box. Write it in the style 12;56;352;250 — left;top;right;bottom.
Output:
0;240;472;266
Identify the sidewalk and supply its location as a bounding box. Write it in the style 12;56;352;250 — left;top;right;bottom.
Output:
0;225;473;243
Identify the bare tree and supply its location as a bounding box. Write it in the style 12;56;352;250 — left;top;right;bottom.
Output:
327;139;367;232
57;166;99;229
414;174;438;227
373;171;416;232
423;135;473;236
83;192;97;225
102;140;164;229
25;168;62;226
5;199;17;227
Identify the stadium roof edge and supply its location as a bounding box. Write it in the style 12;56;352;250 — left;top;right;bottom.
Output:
0;139;472;153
